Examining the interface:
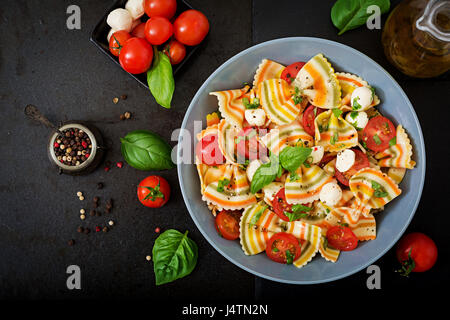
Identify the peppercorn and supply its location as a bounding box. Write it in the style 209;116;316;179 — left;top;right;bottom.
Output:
102;226;109;233
90;209;96;216
97;182;104;190
68;239;75;246
93;196;99;203
121;94;127;100
120;114;125;121
95;226;101;232
113;97;119;104
124;111;131;119
77;226;84;233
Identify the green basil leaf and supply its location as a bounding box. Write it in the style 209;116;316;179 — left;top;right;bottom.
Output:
284;211;309;222
217;179;230;192
147;50;175;109
120;130;174;170
250;154;280;194
389;136;397;146
152;230;198;286
332;108;343;118
279;146;312;173
331;0;391;35
292;204;312;213
249;204;268;227
373;134;382;145
285;250;294;264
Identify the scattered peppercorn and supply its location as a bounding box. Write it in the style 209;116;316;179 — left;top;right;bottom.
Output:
93;196;99;203
116;162;123;168
95;226;101;232
119;114;125;121
77;226;84;233
80;214;86;220
80;209;85;214
79;196;85;201
113;97;119;104
97;182;104;189
155;227;161;233
76;191;83;197
90;209;96;216
102;226;109;233
146;255;151;261
108;220;114;226
68;239;75;246
120;94;127;100
124;111;131;119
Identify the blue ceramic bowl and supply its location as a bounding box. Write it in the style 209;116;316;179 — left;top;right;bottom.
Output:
177;37;425;284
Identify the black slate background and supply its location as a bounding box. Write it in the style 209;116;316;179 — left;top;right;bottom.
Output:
0;0;449;306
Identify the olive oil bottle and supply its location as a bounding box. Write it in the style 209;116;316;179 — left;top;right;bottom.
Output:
382;0;450;78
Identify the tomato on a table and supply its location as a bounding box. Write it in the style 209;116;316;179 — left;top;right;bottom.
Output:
302;104;325;136
396;232;438;276
131;22;146;38
362;116;396;152
236;127;267;162
215;210;241;240
137;175;170;208
163;39;186;65
144;0;177;19
334;149;370;186
266;232;302;264
326;225;358;251
174;10;209;46
281;61;306;84
145;17;173;45
119;37;153;74
195;134;226;166
109;30;132;56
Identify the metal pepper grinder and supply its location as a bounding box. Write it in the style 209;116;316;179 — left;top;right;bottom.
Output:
25;105;107;175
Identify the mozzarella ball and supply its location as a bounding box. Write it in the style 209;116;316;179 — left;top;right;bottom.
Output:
319;182;343;206
262;182;284;202
310;146;324;164
107;28;118;42
351;86;373;110
125;0;145;20
245;109;266;127
345;111;369;129
246;160;261;182
107;8;133;32
336;149;355;172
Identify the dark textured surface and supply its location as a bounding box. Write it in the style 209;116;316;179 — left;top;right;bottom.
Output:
0;0;253;300
1;0;449;303
253;0;449;297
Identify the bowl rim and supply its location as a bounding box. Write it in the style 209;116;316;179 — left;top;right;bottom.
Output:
177;37;426;284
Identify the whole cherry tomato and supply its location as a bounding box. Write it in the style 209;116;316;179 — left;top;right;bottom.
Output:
119;37;153;74
109;30;132;57
131;22;146;38
396;232;438;276
163;39;186;65
173;10;209;46
144;0;177;19
145;17;173;45
137;175;170;208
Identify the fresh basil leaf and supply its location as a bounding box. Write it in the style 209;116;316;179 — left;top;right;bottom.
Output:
293;87;303;105
331;0;391;35
279;146;312;173
120;130;174;170
373;134;382;145
374;190;388;198
389;136;397;146
285;211;309;222
249;204;268;227
243;97;260;109
152;229;198;285
147;50;175;109
350;111;359;120
285;250;294;264
292;204;312;213
352;97;362;110
330;132;339;145
217;179;230;192
250;154;280;194
332;108;343;118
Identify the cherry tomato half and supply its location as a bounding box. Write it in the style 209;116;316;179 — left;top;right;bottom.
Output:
119;37;153;74
195;134;226;166
137;175;170;208
396;232;438;276
266;232;302;264
215;210;241;240
273;188;293;222
326;226;358;251
145;17;173;45
173;10;209;46
334;149;370;186
131;22;146;38
109;30;132;57
281;61;306;84
302;104;325;136
163;39;186;65
362;116;396;152
144;0;177;19
236;127;268;162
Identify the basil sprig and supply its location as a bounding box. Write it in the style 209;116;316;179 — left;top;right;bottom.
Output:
147;49;175;109
371;180;388;198
279;146;312;174
152;229;198;285
331;0;391;35
284;204;312;222
249;204;268;227
250;153;281;194
120;130;174;170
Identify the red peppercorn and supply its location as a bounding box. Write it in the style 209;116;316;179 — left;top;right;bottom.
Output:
96;226;101;232
155;227;161;233
81;141;88;148
85;153;90;158
54;142;59;148
104;166;110;172
116;161;123;168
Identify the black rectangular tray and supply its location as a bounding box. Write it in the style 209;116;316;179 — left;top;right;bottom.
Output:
90;0;199;89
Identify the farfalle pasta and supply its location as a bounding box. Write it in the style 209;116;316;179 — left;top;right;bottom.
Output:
195;53;415;270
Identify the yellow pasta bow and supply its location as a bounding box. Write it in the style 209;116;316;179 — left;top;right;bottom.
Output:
210;86;250;128
375;125;415;169
336;72;380;111
314;110;358;152
260;120;313;155
253;59;285;87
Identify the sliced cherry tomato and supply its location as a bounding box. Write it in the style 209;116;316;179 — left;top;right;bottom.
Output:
396;232;438;276
145;17;173;45
137;175;170;208
334;149;370;186
144;0;177;19
131;22;146;38
281;61;306;84
318;153;336;168
272;188;293;221
174;10;209;46
163;39;186;65
119;37;153;74
266;232;302;264
236;127;268;162
302;104;325;136
326;226;358;251
362;116;396;152
215;210;241;240
195;134;225;166
109;30;132;57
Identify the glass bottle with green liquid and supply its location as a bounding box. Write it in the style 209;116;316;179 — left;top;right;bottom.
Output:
382;0;450;78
